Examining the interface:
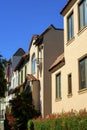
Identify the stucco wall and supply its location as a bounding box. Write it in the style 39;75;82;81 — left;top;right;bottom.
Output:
52;0;87;114
43;27;64;116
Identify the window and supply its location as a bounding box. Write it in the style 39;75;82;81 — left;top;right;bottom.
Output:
18;73;20;85
67;12;74;40
25;66;27;78
13;79;15;88
68;74;72;95
21;70;23;83
79;57;87;90
31;54;36;74
56;73;61;99
79;0;87;30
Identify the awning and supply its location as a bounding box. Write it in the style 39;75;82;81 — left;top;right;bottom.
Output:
11;82;25;94
8;89;13;95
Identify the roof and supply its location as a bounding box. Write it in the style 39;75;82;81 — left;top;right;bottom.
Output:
26;74;37;82
34;24;63;46
49;53;65;71
14;52;29;71
8;48;25;63
13;48;25;56
61;0;76;16
28;35;39;51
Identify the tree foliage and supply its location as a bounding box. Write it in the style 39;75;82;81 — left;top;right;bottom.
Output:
0;59;7;98
9;90;40;130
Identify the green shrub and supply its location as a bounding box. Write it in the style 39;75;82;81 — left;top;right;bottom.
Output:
27;110;87;130
27;120;34;130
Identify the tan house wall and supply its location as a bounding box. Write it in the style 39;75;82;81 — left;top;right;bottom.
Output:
52;0;87;113
38;45;44;116
28;26;64;117
28;40;44;114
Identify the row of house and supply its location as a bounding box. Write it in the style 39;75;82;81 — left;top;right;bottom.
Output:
6;25;64;117
6;0;87;118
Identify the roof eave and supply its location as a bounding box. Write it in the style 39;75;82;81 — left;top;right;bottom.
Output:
60;0;76;16
49;58;65;71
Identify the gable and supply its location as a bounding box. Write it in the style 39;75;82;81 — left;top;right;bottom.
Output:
13;48;25;56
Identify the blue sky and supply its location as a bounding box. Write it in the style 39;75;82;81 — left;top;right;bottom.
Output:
0;0;68;60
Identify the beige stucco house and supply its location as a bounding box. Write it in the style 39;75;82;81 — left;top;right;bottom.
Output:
50;0;87;114
28;25;64;117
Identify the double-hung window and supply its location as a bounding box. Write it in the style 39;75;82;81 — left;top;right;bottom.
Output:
79;0;87;30
67;12;74;41
21;70;23;83
18;73;20;85
32;54;36;74
56;73;61;99
68;73;72;95
79;57;87;90
25;66;27;78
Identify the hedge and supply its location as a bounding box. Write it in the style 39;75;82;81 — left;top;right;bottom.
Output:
27;109;87;130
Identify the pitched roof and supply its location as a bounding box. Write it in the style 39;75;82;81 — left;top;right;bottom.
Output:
26;74;37;82
14;52;29;71
49;53;65;71
28;35;39;51
34;24;63;46
13;48;25;56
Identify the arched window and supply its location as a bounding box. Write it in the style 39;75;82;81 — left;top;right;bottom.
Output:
31;53;36;74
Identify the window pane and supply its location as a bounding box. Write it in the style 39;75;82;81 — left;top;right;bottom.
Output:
32;54;36;74
56;73;61;98
79;0;87;29
79;57;87;89
25;66;27;78
18;74;20;85
68;13;74;40
21;70;23;83
68;74;72;94
85;58;87;87
85;0;87;25
79;2;84;29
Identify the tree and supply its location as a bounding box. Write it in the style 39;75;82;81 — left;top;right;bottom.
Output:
9;90;40;130
0;57;7;98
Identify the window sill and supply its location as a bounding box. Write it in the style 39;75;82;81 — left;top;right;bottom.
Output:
55;97;62;102
78;25;87;36
66;36;75;46
67;93;73;98
78;88;87;94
